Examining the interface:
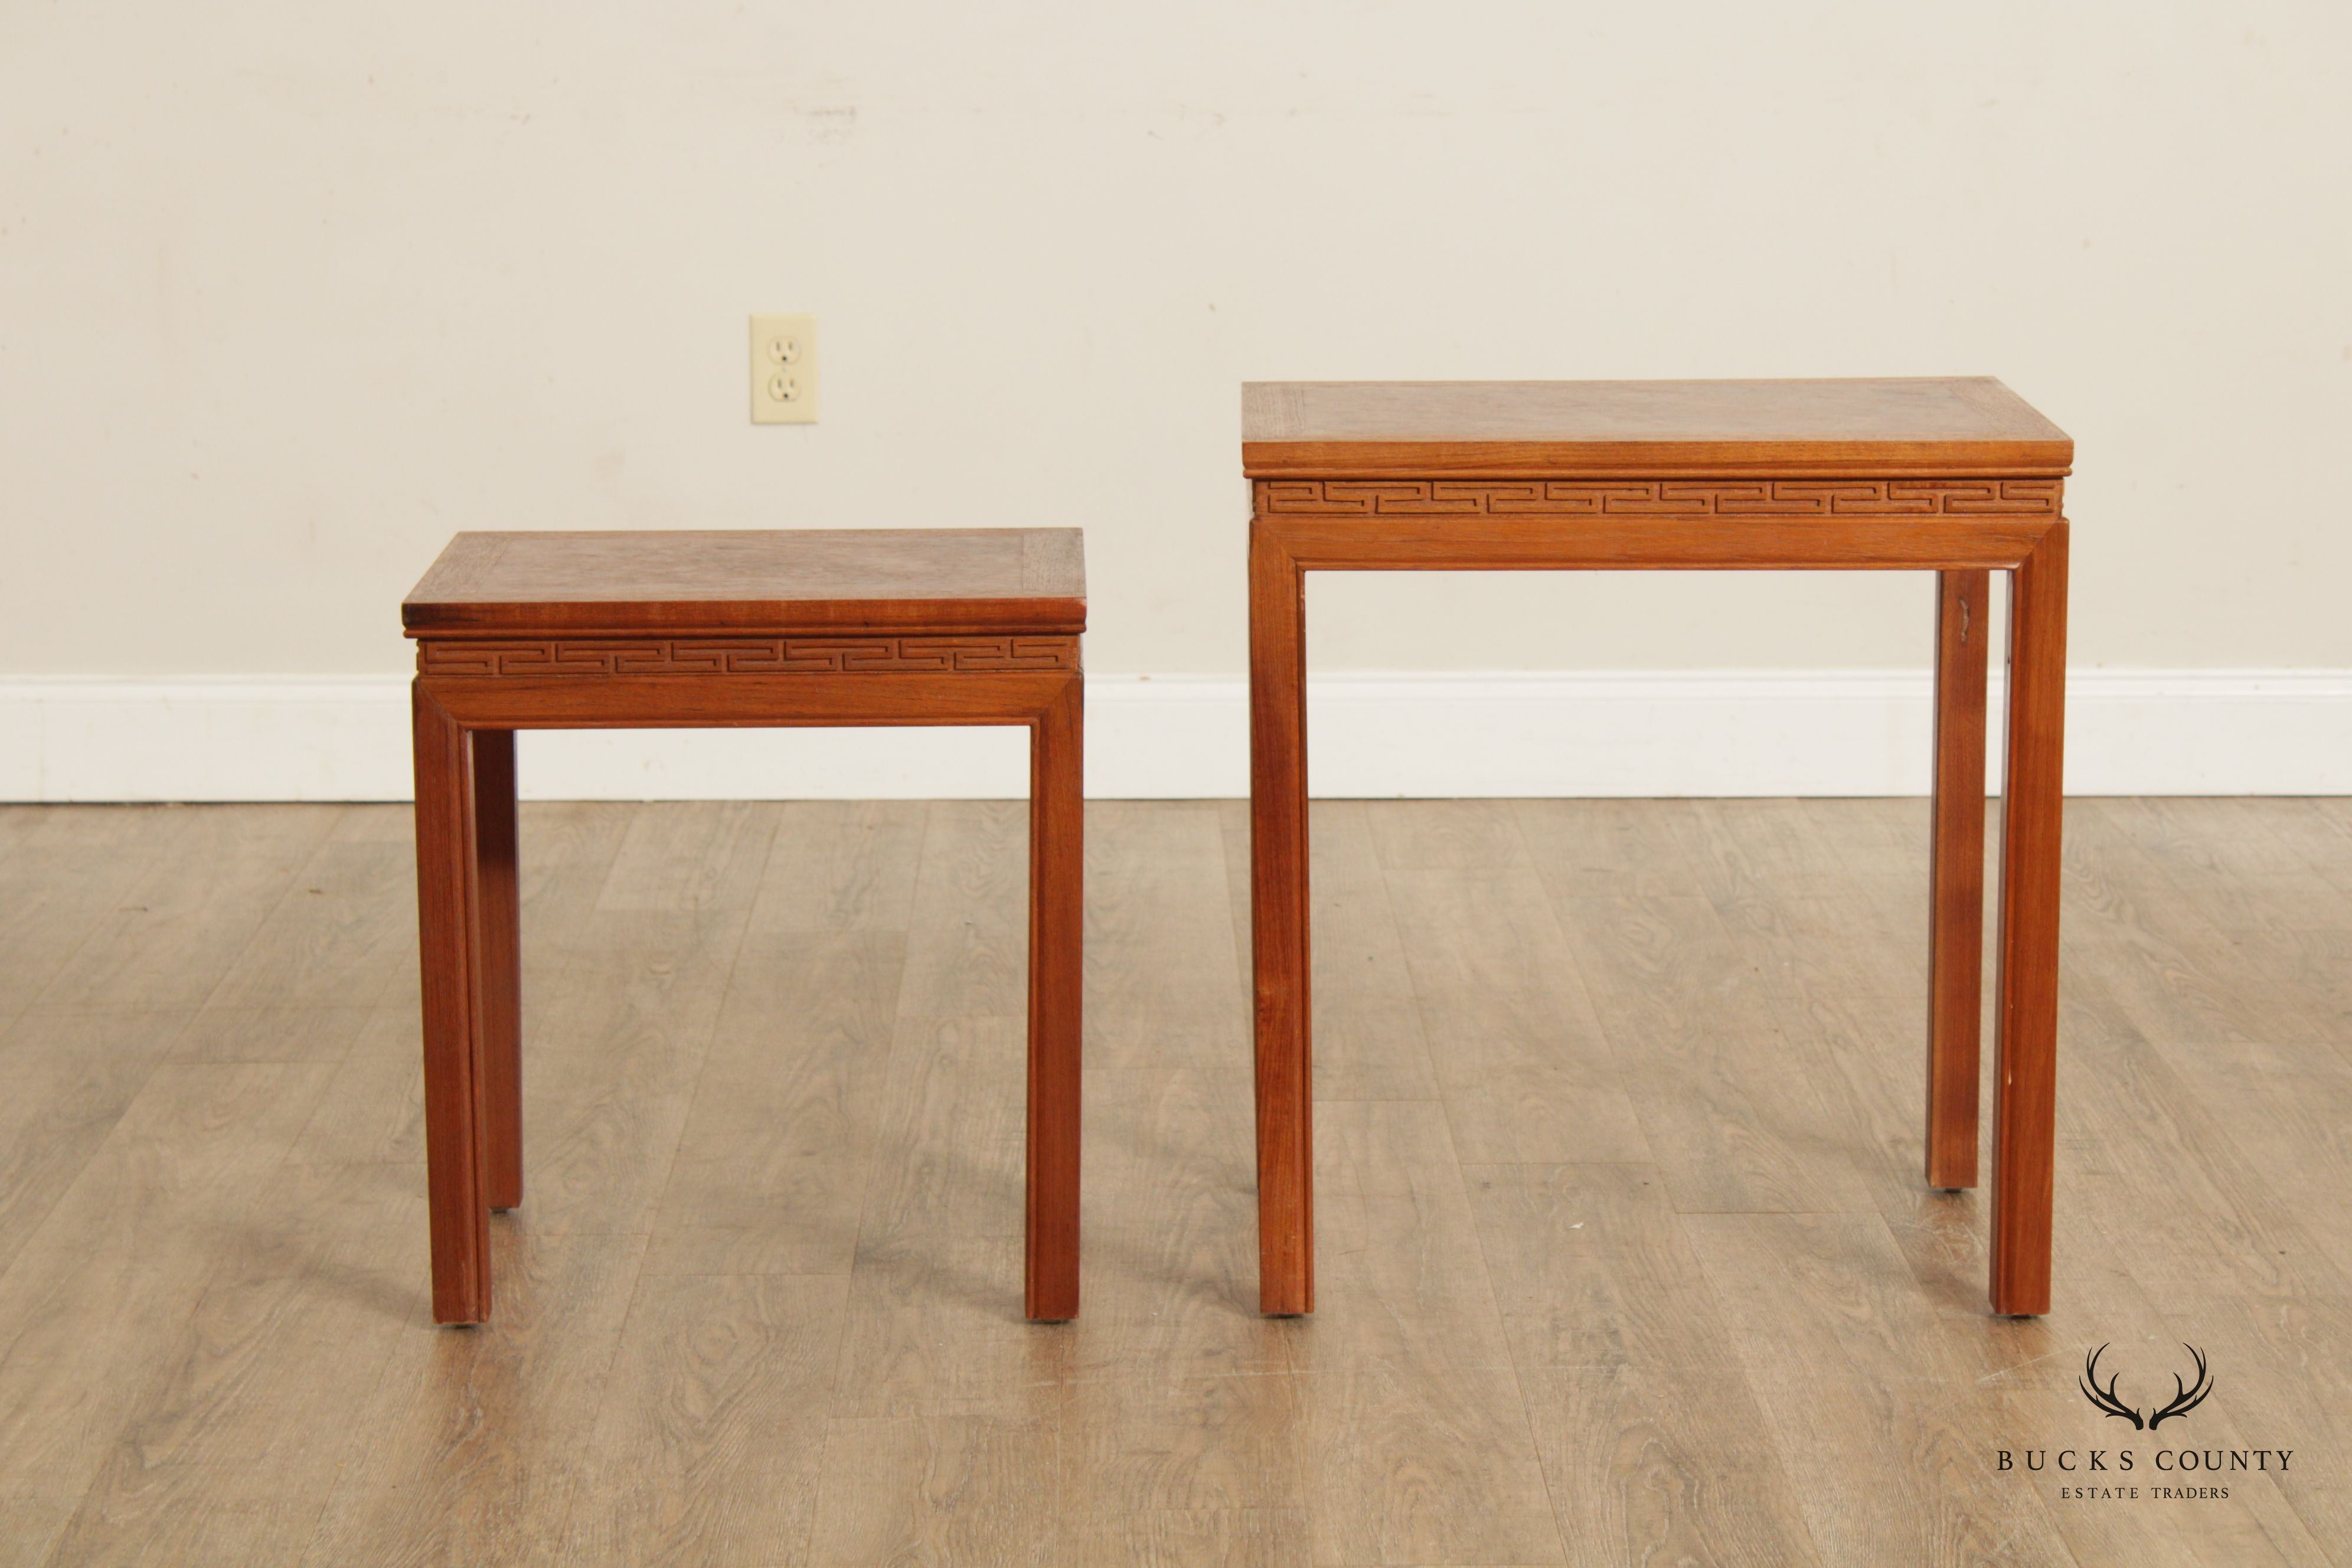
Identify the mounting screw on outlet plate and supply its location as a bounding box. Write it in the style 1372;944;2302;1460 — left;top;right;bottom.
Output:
750;314;818;424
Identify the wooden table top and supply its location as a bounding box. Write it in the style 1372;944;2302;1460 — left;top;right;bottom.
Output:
403;528;1086;638
1242;378;2072;479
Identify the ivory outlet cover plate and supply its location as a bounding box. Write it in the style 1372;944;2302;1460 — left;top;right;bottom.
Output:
750;314;818;424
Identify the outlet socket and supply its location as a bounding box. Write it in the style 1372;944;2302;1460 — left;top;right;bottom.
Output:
750;314;818;424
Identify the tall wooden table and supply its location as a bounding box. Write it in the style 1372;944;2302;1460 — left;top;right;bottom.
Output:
403;528;1087;1324
1242;379;2072;1317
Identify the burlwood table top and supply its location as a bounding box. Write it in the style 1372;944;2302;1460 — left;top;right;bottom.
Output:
1242;377;2073;479
402;528;1086;638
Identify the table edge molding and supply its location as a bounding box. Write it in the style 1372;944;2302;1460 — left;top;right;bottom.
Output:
1253;477;2064;518
416;633;1081;678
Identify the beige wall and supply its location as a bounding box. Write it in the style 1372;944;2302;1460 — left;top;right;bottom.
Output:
4;3;2347;681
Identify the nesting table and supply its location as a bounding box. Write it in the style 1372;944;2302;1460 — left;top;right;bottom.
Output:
1242;378;2072;1317
403;528;1087;1324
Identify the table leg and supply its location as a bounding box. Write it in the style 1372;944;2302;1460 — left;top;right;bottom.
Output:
472;729;523;1211
1926;570;1989;1189
1249;522;1313;1315
1025;674;1084;1321
413;687;491;1324
1990;522;2069;1315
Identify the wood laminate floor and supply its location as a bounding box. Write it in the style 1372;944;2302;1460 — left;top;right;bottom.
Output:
1;796;2349;1566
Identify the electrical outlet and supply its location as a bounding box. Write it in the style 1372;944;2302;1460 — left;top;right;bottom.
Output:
750;313;818;424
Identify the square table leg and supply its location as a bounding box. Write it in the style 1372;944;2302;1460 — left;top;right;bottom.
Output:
1025;674;1085;1321
1991;521;2069;1315
1926;570;1990;1189
1248;524;1313;1315
472;729;523;1211
412;687;491;1324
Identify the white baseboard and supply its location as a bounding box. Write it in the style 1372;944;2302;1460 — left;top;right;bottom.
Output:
2;670;2347;802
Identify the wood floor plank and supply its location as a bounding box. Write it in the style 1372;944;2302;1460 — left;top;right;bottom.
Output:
906;799;1029;933
1466;1163;1821;1567
1056;1507;1312;1567
1467;1162;1753;1376
0;1010;192;1276
1675;798;1912;908
1366;797;1536;871
2242;796;2352;904
512;801;640;912
2052;1015;2347;1303
297;1229;650;1566
458;788;775;1249
504;904;753;1238
1216;798;1255;1004
194;811;417;1017
1088;801;1251;1072
1304;802;1442;1103
2132;1030;2352;1286
831;799;1067;1417
1701;869;1994;1312
2228;925;2352;1041
288;1001;428;1167
654;803;926;1279
0;1062;337;1502
497;798;637;1057
1301;1355;1565;1567
39;1159;423;1567
1076;1066;1295;1382
1546;891;1876;1216
1520;1366;1824;1568
45;1495;331;1568
1767;825;2352;1557
563;1273;848;1566
828;1014;1065;1416
594;799;780;914
1298;1100;1565;1566
646;930;906;1278
25;806;336;1017
0;799;2347;1566
1381;863;1648;1165
1798;793;1932;875
749;801;927;934
2150;1285;2352;1553
2097;798;2352;935
0;1496;84;1568
0;806;194;1019
168;1004;377;1067
1061;1371;1307;1514
0;802;41;861
1677;792;2352;1568
893;801;1029;1021
1511;796;1710;900
808;1409;1062;1567
1683;1211;2080;1568
1299;1099;1516;1372
2059;803;2327;1046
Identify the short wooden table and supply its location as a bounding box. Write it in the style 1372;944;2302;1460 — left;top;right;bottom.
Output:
1242;379;2072;1317
403;528;1086;1324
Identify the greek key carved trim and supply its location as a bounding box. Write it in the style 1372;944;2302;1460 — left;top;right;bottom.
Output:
419;635;1079;677
1254;479;2062;518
